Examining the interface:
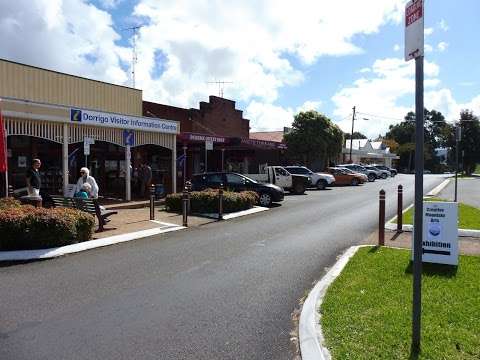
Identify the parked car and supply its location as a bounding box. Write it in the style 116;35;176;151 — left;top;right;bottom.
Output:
326;167;366;186
284;166;335;190
372;164;397;177
364;165;389;179
191;172;284;207
340;167;368;182
245;166;310;194
338;163;376;182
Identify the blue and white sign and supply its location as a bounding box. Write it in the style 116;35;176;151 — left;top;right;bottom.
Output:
70;108;179;134
412;201;458;265
124;130;135;146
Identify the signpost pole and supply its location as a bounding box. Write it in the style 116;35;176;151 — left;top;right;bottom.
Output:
205;141;208;173
454;126;460;202
412;54;424;352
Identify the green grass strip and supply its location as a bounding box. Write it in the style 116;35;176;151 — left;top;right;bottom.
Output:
321;247;480;359
394;198;480;230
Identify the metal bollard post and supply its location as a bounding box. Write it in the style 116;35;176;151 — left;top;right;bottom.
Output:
186;180;192;214
8;185;14;198
397;185;403;233
150;184;155;220
218;183;224;220
182;186;188;227
379;189;385;246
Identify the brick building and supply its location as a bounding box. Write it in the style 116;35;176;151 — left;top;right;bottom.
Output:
144;96;287;191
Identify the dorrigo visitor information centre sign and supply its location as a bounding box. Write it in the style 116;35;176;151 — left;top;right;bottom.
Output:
70;108;179;134
412;201;459;266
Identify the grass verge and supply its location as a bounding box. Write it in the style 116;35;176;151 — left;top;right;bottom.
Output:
394;198;480;230
321;246;480;359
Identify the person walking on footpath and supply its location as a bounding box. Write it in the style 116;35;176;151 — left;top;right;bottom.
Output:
139;163;152;198
74;167;99;198
25;158;42;198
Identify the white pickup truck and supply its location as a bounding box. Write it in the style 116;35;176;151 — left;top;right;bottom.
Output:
245;166;310;194
284;166;335;190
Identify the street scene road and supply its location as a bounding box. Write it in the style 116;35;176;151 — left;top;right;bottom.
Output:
0;174;446;360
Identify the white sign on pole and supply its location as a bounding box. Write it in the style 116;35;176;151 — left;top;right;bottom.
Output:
205;140;213;150
405;0;424;61
412;201;459;265
84;137;94;156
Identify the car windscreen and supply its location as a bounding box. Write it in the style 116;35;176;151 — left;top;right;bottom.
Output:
241;174;258;184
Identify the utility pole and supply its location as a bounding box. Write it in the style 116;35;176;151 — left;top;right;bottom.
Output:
349;106;356;163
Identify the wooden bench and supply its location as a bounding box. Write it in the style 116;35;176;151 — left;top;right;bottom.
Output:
50;195;118;232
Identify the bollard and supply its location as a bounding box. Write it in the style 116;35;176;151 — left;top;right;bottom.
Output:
8;185;14;198
186;180;192;214
397;185;403;233
379;189;385;246
149;184;155;220
218;183;224;220
182;186;188;227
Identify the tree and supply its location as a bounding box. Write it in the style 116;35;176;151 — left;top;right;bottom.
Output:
458;110;480;175
284;111;344;169
345;131;367;140
385;109;452;172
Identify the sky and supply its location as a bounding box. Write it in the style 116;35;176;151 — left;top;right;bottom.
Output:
1;0;479;139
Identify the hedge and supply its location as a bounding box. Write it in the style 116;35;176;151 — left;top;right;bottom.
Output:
0;198;95;250
165;189;258;214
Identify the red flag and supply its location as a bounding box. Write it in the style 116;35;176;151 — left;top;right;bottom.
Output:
0;105;7;173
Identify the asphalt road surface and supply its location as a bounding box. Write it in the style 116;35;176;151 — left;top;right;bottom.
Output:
0;174;447;360
437;176;480;208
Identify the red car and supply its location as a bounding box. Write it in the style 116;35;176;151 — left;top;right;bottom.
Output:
326;167;366;186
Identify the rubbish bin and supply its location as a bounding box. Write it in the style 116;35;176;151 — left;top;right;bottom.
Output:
154;184;165;200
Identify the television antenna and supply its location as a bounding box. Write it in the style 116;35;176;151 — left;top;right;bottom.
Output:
122;25;142;88
206;80;233;98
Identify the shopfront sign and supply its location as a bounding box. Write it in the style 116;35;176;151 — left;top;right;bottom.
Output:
70;108;178;134
181;133;227;144
412;201;458;265
241;138;287;150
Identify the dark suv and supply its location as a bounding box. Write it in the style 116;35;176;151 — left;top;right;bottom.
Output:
191;172;284;207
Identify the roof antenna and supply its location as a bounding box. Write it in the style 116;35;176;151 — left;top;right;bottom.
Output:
206;80;233;97
122;25;142;88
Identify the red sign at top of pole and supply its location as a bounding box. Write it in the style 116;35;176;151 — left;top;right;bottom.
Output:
405;1;423;27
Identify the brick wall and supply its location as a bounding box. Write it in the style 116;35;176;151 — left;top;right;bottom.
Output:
143;96;250;138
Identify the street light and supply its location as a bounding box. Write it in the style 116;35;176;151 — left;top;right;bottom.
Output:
348;111;369;163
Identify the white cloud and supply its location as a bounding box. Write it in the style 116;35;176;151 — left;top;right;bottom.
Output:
359;67;371;73
245;100;323;131
425;44;434;53
424;27;434;36
130;0;406;125
99;0;123;9
437;42;449;52
331;57;441;138
0;0;129;84
393;44;401;52
438;19;449;31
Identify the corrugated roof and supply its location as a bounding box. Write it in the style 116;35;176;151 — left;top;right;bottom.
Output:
250;131;284;143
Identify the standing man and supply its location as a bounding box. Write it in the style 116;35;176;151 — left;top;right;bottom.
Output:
26;158;41;198
139;163;152;198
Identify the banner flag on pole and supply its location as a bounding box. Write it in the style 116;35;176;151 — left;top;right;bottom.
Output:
0;104;7;173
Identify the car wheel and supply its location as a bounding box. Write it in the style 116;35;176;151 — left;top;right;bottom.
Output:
368;173;376;182
316;179;327;190
351;178;359;186
381;173;388;179
258;193;272;207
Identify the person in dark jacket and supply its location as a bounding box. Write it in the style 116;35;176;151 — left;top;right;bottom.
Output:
25;158;42;197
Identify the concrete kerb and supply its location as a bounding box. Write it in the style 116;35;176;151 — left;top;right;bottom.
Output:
0;222;185;262
299;245;368;360
385;178;480;237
